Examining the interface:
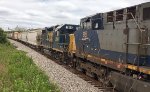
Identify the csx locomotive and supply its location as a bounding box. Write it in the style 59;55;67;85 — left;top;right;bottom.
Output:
8;2;150;92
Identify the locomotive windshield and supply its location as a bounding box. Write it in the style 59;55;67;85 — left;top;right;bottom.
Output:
80;13;103;30
80;18;91;30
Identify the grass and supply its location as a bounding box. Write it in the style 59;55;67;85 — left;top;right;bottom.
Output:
0;43;60;92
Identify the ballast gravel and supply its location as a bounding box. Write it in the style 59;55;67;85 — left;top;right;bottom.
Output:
9;39;102;92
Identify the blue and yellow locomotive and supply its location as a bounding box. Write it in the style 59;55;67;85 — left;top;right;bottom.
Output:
73;2;150;92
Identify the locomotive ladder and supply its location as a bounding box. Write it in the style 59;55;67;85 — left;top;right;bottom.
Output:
125;12;146;66
124;12;148;92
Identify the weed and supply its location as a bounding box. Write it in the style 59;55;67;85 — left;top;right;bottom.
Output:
0;43;60;92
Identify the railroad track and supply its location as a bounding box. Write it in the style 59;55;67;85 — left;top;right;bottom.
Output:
44;54;115;92
38;50;116;92
13;39;116;92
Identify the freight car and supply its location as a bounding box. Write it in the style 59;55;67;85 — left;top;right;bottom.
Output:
26;28;42;48
74;2;150;92
8;28;42;48
7;31;22;40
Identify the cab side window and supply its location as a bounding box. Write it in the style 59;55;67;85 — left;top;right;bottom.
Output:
85;18;91;29
92;19;103;30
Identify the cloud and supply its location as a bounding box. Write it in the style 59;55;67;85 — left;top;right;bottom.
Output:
0;0;149;30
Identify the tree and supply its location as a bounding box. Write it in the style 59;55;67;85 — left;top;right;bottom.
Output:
0;28;7;43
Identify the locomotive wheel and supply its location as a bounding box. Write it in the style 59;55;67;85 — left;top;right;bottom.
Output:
104;77;112;87
76;63;82;72
97;75;105;83
67;57;76;68
55;53;60;60
86;71;96;78
73;58;77;68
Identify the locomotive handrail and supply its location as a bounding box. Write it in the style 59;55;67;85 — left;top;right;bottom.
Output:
142;44;150;46
109;12;142;33
127;12;142;33
91;18;103;20
125;43;150;47
125;43;141;45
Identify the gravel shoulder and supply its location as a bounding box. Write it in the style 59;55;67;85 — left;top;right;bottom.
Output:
9;39;102;92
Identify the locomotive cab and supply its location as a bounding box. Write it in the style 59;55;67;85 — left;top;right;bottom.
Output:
53;24;79;52
41;26;58;48
75;13;104;58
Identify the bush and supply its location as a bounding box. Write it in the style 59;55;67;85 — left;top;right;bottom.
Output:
0;28;7;43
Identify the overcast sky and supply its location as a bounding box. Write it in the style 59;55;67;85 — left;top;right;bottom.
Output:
0;0;149;30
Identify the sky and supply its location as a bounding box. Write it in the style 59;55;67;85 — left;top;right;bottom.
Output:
0;0;149;30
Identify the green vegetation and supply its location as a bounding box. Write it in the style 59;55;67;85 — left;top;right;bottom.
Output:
0;43;60;92
0;28;7;43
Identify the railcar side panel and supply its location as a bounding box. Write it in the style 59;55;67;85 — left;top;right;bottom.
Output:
27;29;42;46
